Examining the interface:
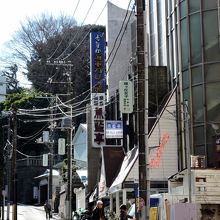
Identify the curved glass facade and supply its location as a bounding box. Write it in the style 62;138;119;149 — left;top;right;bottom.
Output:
167;0;220;167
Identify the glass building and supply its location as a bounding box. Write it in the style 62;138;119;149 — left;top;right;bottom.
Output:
148;0;220;168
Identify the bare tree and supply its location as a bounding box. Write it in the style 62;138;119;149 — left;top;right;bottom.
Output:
2;64;19;91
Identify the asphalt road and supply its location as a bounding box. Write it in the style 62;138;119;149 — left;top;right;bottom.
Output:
3;204;61;220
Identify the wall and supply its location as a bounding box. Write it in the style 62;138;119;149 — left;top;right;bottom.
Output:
107;1;135;98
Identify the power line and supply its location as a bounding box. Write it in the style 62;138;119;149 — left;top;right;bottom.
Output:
61;2;107;61
106;0;133;63
55;0;96;61
107;5;135;72
47;0;81;60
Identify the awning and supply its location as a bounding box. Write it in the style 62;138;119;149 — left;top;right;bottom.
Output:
34;169;59;179
108;146;138;194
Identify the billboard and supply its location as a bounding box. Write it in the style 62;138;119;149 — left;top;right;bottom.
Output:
90;32;106;93
105;121;123;139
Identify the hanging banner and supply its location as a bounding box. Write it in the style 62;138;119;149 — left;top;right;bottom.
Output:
43;154;48;166
90;32;106;93
58;138;66;155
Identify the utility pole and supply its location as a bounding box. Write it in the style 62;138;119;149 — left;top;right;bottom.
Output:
184;100;191;203
48;99;54;215
136;0;149;220
12;110;17;220
6;115;11;220
47;59;73;219
66;63;73;220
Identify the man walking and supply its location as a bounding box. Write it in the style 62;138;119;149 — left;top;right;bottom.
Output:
44;200;52;219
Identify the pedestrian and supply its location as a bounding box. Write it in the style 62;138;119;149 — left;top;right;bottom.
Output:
119;204;133;220
91;200;105;220
44;200;52;219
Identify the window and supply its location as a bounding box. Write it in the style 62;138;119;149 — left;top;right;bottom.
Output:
203;10;220;62
206;83;220;122
180;0;187;18
192;66;203;85
192;85;204;122
189;0;200;13
202;0;217;10
205;64;220;83
194;145;205;155
183;88;190;103
182;70;189;89
190;14;202;64
194;126;205;145
181;18;189;69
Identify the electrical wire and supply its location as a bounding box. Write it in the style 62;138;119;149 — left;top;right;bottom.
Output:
106;0;133;63
17;123;49;139
61;2;107;61
107;5;135;72
56;0;96;60
47;0;81;60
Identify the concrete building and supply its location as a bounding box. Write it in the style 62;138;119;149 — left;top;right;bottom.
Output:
107;1;135;98
108;87;178;214
168;168;220;219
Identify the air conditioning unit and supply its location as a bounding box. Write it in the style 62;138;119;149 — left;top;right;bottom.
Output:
191;155;206;168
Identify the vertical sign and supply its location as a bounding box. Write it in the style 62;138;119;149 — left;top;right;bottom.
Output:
43;154;48;166
91;93;105;147
90;32;106;148
90;32;106;93
58;138;66;155
43;131;49;143
119;81;133;113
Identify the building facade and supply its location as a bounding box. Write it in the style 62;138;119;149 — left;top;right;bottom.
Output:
149;0;220;168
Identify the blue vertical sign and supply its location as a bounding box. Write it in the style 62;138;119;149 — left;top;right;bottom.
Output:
90;32;106;93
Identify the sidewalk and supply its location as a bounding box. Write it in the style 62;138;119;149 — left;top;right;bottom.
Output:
52;213;63;220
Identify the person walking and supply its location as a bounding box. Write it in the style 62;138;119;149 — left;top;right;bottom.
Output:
91;200;105;220
119;204;133;220
44;200;52;219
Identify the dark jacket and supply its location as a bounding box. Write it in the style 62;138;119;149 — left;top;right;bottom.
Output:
120;210;133;220
91;207;104;220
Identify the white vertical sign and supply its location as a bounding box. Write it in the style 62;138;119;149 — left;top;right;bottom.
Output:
58;138;66;155
119;81;133;113
91;93;105;148
43;131;49;143
43;154;48;166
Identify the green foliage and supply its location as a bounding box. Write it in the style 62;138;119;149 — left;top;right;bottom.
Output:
0;89;51;111
60;159;68;182
59;159;78;183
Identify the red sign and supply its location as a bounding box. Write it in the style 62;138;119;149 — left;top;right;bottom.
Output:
149;132;170;168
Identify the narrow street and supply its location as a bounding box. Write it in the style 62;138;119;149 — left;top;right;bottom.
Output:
3;204;61;220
